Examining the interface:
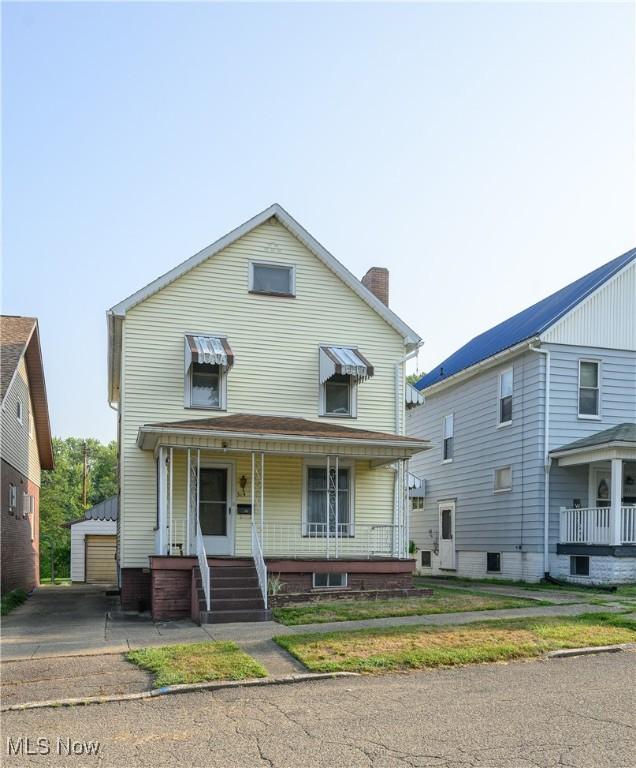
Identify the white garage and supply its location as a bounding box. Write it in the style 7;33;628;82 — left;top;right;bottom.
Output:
68;496;118;584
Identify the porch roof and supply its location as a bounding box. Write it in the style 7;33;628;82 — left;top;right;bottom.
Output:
137;413;430;459
551;422;636;466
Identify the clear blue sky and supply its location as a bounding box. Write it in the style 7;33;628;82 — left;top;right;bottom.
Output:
3;2;634;443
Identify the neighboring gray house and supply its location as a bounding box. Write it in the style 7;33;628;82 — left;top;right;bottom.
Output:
408;248;636;585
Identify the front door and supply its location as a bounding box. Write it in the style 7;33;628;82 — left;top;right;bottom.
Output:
199;466;233;555
439;502;456;569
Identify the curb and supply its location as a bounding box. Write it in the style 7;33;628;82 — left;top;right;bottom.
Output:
547;642;636;659
1;672;359;712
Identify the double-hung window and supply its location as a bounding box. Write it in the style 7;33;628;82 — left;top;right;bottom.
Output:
498;369;513;425
578;360;600;418
249;262;295;297
305;464;352;537
185;335;234;410
324;374;353;416
442;414;454;461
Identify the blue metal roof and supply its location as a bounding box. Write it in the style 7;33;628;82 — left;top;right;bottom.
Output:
416;247;636;391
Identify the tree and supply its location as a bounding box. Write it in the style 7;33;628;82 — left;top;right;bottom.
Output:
406;372;424;385
39;438;117;579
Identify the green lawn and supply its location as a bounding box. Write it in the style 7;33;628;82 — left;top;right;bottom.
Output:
126;641;268;688
417;575;636;598
272;587;552;625
1;589;27;616
275;613;636;674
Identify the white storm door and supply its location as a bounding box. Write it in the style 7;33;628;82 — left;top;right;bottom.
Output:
200;466;234;555
439;502;456;569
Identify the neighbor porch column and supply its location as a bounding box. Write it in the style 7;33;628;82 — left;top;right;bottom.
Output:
609;458;623;545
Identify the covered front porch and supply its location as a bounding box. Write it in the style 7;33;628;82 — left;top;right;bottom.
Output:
139;414;430;620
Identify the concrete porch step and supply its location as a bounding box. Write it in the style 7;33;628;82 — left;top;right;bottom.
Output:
199;608;272;624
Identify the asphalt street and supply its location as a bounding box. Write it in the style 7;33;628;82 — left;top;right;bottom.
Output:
2;651;634;768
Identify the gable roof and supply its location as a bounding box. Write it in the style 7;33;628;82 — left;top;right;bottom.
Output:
416;247;636;392
107;204;422;403
1;316;54;470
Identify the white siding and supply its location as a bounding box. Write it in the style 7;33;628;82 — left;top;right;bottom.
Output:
70;519;117;582
120;219;406;567
1;357;41;485
541;260;636;350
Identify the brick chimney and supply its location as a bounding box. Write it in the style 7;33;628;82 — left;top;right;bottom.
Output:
361;267;389;306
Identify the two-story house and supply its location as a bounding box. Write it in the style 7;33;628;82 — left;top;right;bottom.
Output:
107;204;430;622
408;249;636;585
1;316;54;594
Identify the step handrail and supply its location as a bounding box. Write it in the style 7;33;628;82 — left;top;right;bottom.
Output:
251;522;268;611
196;516;210;612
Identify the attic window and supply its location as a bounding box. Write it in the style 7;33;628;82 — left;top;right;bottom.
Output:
249;262;295;297
16;400;23;425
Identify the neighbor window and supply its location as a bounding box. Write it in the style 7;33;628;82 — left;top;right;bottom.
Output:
411;496;424;511
494;466;512;492
498;369;513;424
313;572;347;588
8;483;17;511
442;414;454;461
305;465;352;536
16;400;23;425
323;374;354;417
190;363;222;409
249;262;295;296
487;552;501;572
570;555;590;577
420;550;432;568
578;361;600;417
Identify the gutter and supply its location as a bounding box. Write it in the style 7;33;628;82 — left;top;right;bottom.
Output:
529;344;551;576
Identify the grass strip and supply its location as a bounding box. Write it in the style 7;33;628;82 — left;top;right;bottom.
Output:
417;575;636;598
275;612;636;673
273;587;551;626
1;589;27;616
126;641;267;688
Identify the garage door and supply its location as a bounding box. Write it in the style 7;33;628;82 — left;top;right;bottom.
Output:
85;535;117;584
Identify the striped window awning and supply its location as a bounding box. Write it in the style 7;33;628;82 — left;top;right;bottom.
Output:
405;382;424;408
319;346;374;384
185;335;234;370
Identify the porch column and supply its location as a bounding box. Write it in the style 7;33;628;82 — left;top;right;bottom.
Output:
157;446;167;555
609;458;623;545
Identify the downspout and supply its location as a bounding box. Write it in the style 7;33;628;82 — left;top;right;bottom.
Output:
529;343;551;577
393;342;423;555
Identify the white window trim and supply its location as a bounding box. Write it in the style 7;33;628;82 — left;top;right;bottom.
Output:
301;458;356;536
8;484;17;510
494;466;513;493
312;572;348;589
577;358;601;420
441;413;454;463
497;367;513;427
319;376;358;418
16;399;23;425
248;260;296;297
419;550;433;569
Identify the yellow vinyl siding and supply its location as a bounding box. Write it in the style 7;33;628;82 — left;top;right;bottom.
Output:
1;357;41;486
120;219;405;567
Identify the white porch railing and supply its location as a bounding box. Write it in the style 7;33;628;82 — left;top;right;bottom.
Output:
251;523;268;610
195;516;210;612
622;506;636;544
560;506;636;545
261;522;402;559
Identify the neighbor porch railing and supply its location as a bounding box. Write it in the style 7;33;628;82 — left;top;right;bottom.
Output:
261;522;402;559
559;506;636;545
195;515;210;612
623;506;636;544
251;523;268;611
